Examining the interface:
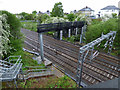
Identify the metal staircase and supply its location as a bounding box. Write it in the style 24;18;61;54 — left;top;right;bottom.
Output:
19;66;54;80
0;56;54;88
0;56;23;87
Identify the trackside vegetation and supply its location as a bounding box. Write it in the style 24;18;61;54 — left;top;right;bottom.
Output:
1;1;120;88
85;18;120;56
1;11;23;58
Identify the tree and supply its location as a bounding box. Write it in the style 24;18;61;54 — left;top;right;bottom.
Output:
67;13;76;21
43;17;69;24
37;14;50;23
51;2;64;17
19;12;28;20
112;13;117;18
20;12;27;17
32;11;37;15
1;11;23;57
25;14;34;20
0;14;10;57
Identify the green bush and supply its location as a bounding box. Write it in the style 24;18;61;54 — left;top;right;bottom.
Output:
1;11;23;57
85;18;120;55
0;14;10;57
67;13;76;21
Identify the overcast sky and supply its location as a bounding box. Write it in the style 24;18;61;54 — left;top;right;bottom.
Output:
0;0;119;14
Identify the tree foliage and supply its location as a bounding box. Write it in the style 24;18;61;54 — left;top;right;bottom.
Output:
25;14;34;20
42;17;69;24
37;14;50;23
67;13;76;21
0;14;10;57
1;11;23;56
75;14;91;24
32;11;37;14
19;12;28;20
19;12;35;20
51;2;64;17
112;13;117;18
85;18;120;55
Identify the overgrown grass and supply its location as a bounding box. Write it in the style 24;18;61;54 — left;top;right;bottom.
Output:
46;75;77;88
17;75;77;88
2;74;77;88
11;50;45;70
21;22;37;32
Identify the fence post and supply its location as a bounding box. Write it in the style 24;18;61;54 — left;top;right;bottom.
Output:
39;33;44;61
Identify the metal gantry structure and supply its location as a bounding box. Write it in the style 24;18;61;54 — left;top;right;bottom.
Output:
0;56;24;87
37;22;117;87
37;21;87;61
76;31;116;87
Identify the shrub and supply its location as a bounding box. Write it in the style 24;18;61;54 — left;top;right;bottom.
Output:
37;14;50;23
85;18;119;55
67;13;76;21
0;14;10;57
1;11;23;57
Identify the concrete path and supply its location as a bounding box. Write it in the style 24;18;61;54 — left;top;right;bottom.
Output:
86;77;120;88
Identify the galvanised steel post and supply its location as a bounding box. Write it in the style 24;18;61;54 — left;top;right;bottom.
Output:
76;28;78;35
108;32;116;54
80;25;87;44
90;46;94;62
78;55;84;87
60;30;63;40
76;51;84;87
39;33;44;61
80;27;83;44
68;29;71;37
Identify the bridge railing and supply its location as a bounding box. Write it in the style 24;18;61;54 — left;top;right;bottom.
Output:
37;21;86;33
37;21;87;61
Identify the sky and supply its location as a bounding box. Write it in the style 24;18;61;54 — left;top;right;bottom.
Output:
0;0;119;14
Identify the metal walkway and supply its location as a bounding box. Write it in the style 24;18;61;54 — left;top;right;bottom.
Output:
86;77;119;88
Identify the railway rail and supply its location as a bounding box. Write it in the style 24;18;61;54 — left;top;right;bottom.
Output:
21;28;119;87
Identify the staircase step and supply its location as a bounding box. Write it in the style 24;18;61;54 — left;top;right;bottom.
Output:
18;71;54;80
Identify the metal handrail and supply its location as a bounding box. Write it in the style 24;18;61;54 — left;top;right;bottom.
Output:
3;56;21;61
0;56;23;81
0;56;22;70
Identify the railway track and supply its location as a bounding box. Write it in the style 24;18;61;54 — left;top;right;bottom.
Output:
21;28;119;87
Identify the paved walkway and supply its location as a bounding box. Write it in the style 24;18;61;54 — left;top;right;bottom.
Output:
86;77;119;88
